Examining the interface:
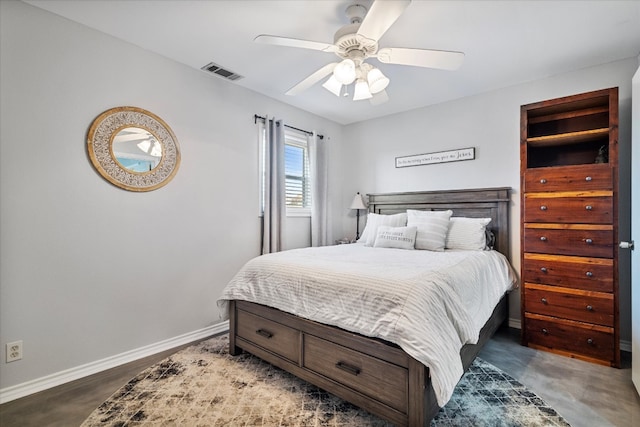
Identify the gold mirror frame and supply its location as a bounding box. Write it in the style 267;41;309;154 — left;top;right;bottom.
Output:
87;106;180;192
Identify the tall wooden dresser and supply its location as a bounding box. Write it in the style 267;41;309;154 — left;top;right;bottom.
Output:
520;87;619;367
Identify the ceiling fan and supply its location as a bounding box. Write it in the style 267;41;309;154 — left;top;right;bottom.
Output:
254;0;464;104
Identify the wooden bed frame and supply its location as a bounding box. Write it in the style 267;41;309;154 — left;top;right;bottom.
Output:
228;187;511;426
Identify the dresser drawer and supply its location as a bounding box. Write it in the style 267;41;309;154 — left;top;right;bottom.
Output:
523;227;614;258
303;334;407;413
522;253;614;292
524;314;614;363
524;283;614;326
523;195;612;224
236;310;300;363
524;166;612;192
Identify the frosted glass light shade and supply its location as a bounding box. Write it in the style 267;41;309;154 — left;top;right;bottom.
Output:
322;75;342;96
353;79;372;100
367;67;389;94
333;59;356;85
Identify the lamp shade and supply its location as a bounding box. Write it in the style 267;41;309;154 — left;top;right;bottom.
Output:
322;75;342;96
333;59;356;85
367;67;389;94
353;79;373;100
350;192;367;210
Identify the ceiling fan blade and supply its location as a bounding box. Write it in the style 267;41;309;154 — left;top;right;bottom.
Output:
286;62;338;96
370;90;389;106
254;35;337;53
376;47;465;70
357;0;411;43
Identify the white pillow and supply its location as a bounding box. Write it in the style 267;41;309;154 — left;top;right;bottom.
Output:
406;209;453;251
358;212;408;246
446;217;492;250
373;226;417;250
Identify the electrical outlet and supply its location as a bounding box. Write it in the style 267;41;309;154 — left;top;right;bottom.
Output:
6;341;23;362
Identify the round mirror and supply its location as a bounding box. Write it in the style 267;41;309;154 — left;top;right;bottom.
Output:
87;107;180;191
112;127;163;172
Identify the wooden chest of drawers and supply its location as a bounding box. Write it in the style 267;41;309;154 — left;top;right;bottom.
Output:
520;88;619;367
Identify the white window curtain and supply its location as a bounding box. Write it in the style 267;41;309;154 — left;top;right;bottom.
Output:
260;117;286;254
309;132;330;246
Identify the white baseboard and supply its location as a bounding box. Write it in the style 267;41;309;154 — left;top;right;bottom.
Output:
508;317;522;330
0;321;229;404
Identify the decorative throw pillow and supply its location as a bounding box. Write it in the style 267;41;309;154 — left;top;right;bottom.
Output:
406;209;453;251
373;226;417;250
358;212;408;246
445;217;492;250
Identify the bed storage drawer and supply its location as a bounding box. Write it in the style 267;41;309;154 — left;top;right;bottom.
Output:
524;283;614;327
236;309;300;363
524;314;614;363
303;334;408;413
522;253;613;292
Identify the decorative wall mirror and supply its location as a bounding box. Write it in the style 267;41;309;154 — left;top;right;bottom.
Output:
87;106;180;192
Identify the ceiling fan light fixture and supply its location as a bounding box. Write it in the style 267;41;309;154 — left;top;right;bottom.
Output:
322;75;343;97
353;79;373;101
333;59;356;85
367;67;389;94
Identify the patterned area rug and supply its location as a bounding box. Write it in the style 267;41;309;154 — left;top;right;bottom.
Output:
82;335;570;426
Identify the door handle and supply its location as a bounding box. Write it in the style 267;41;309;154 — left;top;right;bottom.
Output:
620;241;634;250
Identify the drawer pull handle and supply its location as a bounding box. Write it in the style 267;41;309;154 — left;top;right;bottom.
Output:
540;267;548;273
585;238;593;245
540;236;547;242
255;329;273;339
542;328;549;335
335;361;361;376
587;338;594;345
541;298;548;304
540;205;547;211
540;179;547;184
586;305;594;311
585;176;592;182
586;271;593;277
585;205;593;211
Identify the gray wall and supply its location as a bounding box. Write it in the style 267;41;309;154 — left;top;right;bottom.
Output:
0;0;343;391
339;57;637;341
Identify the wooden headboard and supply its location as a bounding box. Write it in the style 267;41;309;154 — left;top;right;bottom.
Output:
367;187;511;256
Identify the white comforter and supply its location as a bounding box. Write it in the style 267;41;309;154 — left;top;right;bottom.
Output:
217;243;516;407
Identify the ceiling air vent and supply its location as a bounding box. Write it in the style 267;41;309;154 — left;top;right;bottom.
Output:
200;62;244;81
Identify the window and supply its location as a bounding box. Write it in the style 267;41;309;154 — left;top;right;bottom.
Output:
259;128;312;217
284;132;311;215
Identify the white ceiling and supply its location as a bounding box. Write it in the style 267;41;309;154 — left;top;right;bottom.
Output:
25;0;640;125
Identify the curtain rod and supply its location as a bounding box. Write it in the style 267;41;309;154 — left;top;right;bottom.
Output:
254;114;324;140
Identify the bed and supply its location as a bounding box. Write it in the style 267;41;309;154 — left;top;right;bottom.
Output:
218;187;515;426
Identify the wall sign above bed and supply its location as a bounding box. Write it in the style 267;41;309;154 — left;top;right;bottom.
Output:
395;147;475;168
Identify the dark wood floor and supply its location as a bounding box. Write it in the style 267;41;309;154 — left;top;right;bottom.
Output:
1;328;638;427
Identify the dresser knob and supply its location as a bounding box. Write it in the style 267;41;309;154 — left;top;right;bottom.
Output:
586;271;593;277
586;305;594;311
540;267;548;273
542;328;549;335
541;298;548;304
585;238;593;244
540;205;547;211
540;179;547;184
587;338;594;345
585;176;592;182
540;236;547;242
585;205;593;211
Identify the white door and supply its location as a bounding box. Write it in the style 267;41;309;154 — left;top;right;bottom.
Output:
632;65;639;393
